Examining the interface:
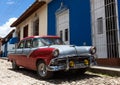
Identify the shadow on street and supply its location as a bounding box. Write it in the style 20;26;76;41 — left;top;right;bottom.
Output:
8;68;100;84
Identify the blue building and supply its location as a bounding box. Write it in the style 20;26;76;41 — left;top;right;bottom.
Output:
9;0;120;66
10;0;92;47
0;29;15;57
118;0;120;29
48;0;91;46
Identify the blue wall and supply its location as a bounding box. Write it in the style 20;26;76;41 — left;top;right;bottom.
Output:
117;0;120;30
48;0;91;46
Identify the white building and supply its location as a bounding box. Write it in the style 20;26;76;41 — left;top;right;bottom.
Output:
91;0;120;66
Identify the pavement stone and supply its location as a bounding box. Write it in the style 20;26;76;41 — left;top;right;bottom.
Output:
0;57;120;85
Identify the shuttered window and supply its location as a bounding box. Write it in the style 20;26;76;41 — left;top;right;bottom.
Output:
33;19;39;36
23;25;28;38
97;17;103;34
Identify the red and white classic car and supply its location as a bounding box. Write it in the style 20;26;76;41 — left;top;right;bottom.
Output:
8;36;96;79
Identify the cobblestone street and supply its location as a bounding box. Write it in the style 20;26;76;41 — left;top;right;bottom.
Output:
0;59;120;85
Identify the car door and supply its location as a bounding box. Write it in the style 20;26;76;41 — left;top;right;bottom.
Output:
15;39;33;68
23;39;32;56
22;39;33;68
25;38;44;70
15;40;25;66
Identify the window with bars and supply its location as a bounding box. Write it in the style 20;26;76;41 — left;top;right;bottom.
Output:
104;0;119;58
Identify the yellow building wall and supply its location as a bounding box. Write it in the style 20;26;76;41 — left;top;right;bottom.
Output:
16;4;47;40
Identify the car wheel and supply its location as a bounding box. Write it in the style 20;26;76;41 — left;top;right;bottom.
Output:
12;61;19;70
37;61;53;79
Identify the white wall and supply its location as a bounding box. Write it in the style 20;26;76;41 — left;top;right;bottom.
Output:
91;0;107;58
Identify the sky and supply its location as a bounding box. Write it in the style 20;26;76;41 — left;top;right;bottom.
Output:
0;0;35;38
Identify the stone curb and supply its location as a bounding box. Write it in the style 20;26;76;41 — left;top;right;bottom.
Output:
89;66;120;77
0;57;8;60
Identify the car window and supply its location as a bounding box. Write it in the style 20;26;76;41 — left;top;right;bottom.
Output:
33;38;44;48
41;38;65;45
17;40;24;48
41;38;53;45
54;39;63;45
25;39;32;48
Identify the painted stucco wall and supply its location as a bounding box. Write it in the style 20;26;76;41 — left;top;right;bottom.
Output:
16;4;47;40
48;0;91;46
90;0;107;58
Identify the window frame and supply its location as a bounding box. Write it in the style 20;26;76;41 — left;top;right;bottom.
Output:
33;19;39;36
23;25;28;38
97;17;103;34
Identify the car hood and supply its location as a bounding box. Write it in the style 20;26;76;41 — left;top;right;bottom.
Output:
50;45;92;58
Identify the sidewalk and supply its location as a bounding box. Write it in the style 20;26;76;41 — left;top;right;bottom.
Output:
90;66;120;76
0;57;8;60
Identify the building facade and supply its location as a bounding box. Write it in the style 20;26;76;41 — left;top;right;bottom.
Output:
11;0;49;40
0;29;15;57
48;0;91;46
91;0;120;66
2;0;92;56
9;0;120;66
11;0;94;64
11;0;92;46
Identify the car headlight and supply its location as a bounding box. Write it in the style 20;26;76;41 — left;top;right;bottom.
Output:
52;49;59;57
90;46;96;55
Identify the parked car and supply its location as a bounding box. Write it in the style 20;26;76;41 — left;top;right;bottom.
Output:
8;36;96;79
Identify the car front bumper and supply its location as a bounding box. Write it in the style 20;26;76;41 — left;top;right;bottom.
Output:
47;56;96;71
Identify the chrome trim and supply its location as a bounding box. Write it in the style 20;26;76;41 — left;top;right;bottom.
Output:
47;64;89;71
66;56;69;70
47;56;95;71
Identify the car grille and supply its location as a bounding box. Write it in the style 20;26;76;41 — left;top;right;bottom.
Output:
50;56;90;67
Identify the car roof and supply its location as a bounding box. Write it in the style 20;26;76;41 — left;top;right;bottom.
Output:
22;35;60;40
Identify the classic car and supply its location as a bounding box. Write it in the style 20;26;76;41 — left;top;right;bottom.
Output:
8;36;96;79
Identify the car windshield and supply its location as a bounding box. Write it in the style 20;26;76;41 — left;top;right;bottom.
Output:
41;38;65;46
32;37;65;47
